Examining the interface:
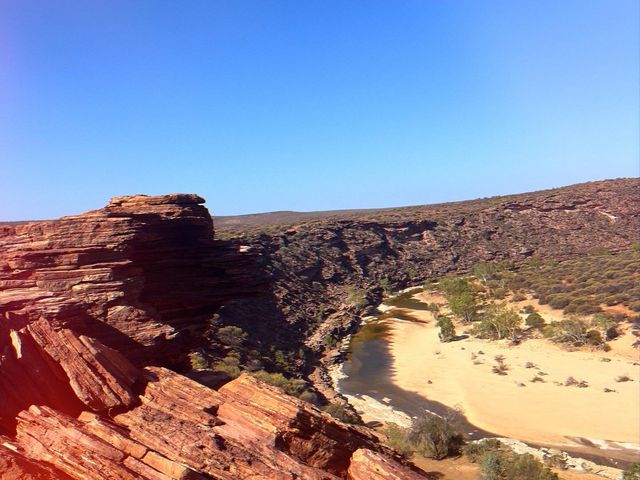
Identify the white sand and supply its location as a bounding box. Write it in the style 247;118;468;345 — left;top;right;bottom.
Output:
386;292;640;452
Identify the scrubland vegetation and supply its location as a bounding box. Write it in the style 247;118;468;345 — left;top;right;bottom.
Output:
188;318;363;424
430;247;640;352
384;416;558;480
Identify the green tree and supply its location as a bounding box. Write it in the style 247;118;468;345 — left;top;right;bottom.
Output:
438;276;475;297
449;292;478;324
472;304;521;341
437;315;457;342
543;318;589;345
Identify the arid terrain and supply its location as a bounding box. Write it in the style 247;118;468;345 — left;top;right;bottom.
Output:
388;290;639;459
0;178;639;479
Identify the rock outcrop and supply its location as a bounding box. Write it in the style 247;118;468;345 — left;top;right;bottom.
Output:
0;194;425;479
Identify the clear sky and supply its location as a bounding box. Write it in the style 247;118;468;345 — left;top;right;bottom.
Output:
1;1;638;220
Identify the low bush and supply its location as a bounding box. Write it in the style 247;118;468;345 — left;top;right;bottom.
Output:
216;326;247;348
437;315;457;342
512;293;527;302
382;423;414;457
480;451;559;480
323;402;360;424
525;312;545;329
251;370;306;396
461;438;504;462
407;413;464;459
188;351;209;370
212;354;242;378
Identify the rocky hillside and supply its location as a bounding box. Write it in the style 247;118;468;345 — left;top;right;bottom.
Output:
215;179;640;374
1;179;638;478
0;195;425;479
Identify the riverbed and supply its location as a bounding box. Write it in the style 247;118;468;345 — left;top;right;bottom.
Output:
335;289;640;471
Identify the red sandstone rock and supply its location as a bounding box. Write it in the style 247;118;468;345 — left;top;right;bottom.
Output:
217;373;383;476
9;185;634;479
348;449;427;480
0;437;71;480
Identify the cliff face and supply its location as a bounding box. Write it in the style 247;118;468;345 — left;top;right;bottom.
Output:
0;194;423;479
216;178;640;362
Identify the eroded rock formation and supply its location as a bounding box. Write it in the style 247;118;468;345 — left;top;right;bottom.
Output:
0;194;424;479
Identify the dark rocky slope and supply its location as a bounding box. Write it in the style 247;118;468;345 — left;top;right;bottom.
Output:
215;178;639;386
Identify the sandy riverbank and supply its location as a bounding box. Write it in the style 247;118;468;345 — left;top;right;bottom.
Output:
386;291;640;458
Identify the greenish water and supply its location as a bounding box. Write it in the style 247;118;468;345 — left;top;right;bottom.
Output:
339;312;633;469
382;288;430;310
340;316;488;433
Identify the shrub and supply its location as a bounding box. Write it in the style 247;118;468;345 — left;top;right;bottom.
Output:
298;390;320;405
564;376;578;386
382;423;414;457
586;329;603;346
406;413;464;460
437;315;457;342
251;370;306;396
461;438;503;462
346;286;367;307
615;374;632;382
512;293;527;302
481;451;503;480
492;288;508;300
189;351;209;370
543;319;589;346
479;451;558;480
324;334;339;349
507;453;559;479
427;302;441;313
323;403;360;424
522;305;536;314
471;305;521;341
548;295;571;309
623;462;640;480
212;354;241;378
216;326;247;348
492;364;509;375
525;312;545;329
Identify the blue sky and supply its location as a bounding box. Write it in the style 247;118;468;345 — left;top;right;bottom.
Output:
1;1;638;220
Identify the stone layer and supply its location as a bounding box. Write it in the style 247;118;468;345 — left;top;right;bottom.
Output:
0;194;422;479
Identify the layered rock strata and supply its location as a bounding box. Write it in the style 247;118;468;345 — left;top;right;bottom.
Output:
0;194;424;479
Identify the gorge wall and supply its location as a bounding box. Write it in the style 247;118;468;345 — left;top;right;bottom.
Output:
0;178;638;479
0;194;424;479
216;178;640;365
